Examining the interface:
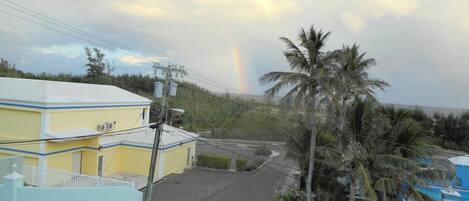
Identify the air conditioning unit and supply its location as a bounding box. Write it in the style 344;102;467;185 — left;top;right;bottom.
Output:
106;122;116;131
97;124;107;132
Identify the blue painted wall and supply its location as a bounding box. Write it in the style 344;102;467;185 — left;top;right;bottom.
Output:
0;176;142;201
455;165;469;188
16;187;142;201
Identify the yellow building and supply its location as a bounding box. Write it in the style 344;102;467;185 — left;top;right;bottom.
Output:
0;77;197;181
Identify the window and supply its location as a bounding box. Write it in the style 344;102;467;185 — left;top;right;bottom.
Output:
98;155;104;176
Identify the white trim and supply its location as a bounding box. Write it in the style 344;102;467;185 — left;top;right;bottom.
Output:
38;111;49;169
157;151;165;179
38;111;49;186
143;107;150;126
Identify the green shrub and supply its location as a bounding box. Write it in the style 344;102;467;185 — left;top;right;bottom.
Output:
236;159;248;171
197;155;231;170
274;188;305;201
255;145;272;156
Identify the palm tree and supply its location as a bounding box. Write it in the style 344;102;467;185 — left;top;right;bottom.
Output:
327;44;388;151
260;25;336;201
325;99;450;201
320;44;388;201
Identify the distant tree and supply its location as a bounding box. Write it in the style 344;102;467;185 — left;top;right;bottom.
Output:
433;112;469;151
84;47;113;77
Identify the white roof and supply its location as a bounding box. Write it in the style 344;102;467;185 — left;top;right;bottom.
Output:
448;155;469;166
99;124;198;150
46;129;101;142
0;77;151;108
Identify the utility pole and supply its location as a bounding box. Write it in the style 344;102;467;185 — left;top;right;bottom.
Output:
143;63;187;201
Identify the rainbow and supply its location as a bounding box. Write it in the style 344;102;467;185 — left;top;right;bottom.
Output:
233;47;247;93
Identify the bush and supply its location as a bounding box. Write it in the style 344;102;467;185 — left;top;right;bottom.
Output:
236;159;248;171
255;145;272;156
274;188;305;201
197;155;231;170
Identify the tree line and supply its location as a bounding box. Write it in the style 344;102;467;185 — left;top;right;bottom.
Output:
0;52;294;141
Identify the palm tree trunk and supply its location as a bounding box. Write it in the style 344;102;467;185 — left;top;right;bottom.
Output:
337;98;348;151
349;178;356;201
306;114;317;201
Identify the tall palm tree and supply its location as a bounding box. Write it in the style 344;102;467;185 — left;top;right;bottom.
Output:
321;44;388;201
327;44;388;151
260;25;336;201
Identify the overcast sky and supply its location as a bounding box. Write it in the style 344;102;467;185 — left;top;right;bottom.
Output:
1;0;469;108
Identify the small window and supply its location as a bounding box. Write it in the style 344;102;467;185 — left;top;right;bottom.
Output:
142;108;146;120
98;156;104;177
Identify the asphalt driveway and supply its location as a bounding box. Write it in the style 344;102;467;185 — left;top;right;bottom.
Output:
151;139;297;201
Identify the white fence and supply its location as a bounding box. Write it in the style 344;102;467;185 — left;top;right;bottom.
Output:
22;165;134;189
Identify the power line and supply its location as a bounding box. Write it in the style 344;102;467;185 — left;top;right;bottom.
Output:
178;81;467;159
0;123;156;145
0;0;128;50
0;8;115;50
186;69;255;95
1;0;131;50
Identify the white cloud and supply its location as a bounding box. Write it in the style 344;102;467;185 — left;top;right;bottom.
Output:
341;12;365;33
0;25;26;37
340;0;420;33
112;0;300;23
118;54;167;65
29;44;168;65
30;44;83;58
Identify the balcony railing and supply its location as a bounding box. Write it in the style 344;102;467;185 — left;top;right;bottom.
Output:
22;165;135;189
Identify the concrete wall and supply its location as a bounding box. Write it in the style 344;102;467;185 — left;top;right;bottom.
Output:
16;187;142;201
0;156;22;180
0;172;142;201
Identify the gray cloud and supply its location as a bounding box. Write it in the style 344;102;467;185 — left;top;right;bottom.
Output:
1;0;469;108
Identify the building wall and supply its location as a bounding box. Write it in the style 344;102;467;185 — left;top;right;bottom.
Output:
0;107;42;156
103;142;195;178
0;107;41;140
456;165;469;188
118;146;153;176
0;150;40;167
47;152;74;172
81;150;98;176
162;141;196;177
48;107;147;134
99;146;121;176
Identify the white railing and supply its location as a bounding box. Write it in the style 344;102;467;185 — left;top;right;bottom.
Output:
22;165;134;189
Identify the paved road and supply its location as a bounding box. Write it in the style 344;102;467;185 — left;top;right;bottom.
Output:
152;139;298;201
201;149;297;201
